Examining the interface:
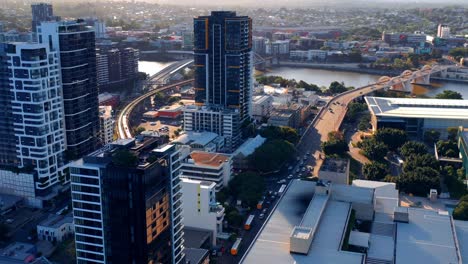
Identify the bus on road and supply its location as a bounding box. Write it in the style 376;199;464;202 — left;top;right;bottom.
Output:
278;184;287;194
231;238;242;256
244;215;255;230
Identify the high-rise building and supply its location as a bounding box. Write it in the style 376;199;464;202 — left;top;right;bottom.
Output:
193;11;252;121
120;47;139;80
70;139;186;264
0;42;66;207
184;11;253;150
37;21;100;159
95;47;139;88
181;178;225;246
31;3;58;39
99;106;114;145
437;24;450;39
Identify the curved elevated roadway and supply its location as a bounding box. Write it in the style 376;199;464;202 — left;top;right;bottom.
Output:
117;79;193;139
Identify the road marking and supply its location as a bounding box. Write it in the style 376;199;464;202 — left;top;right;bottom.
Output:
257;239;289;245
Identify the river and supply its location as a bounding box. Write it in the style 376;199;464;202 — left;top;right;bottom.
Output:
139;61;468;98
266;66;468;98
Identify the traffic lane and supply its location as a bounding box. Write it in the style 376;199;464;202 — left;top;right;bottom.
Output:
216;189;282;264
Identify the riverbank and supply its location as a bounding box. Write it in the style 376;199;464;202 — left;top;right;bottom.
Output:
273;61;401;77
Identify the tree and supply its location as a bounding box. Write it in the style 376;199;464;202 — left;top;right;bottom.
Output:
448;47;468;61
321;131;349;156
436;140;459;158
375;128;407;151
346;102;367;122
397;167;440;196
453;195;468;220
229;172;265;208
112;150;138;167
135;127;146;135
248;139;296;172
260;126;299;144
328;81;348;94
400;141;427;159
403;153;439;172
447;127;458;141
423;130;440;144
363;162;388;181
359;138;388;161
435;90;463;100
226;209;244;228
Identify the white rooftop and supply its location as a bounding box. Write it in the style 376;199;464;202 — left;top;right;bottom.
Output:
173;131;220;146
233;135;266;157
241;180;364;264
365;96;468;120
454;220;468;263
396;208;459;264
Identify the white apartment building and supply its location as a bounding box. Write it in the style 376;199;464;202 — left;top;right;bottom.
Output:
181;178;225;246
0;42;66;207
183;106;241;151
180;151;232;191
96;52;109;86
252;95;273;122
37;214;74;243
99;105;114;144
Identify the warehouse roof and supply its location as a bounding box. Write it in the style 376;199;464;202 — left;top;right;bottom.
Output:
365;96;468;120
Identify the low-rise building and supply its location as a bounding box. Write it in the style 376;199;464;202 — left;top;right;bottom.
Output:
173;131;225;152
252;95;274;122
318;158;350;185
268;104;302;128
232;135;266;170
241;179;465;264
0;242;51;264
99;106;114;145
181;179;225;246
37;214;74;243
180;151;232;191
366;96;468;138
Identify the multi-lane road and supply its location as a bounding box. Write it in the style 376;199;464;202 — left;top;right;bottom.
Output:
116;59;194;139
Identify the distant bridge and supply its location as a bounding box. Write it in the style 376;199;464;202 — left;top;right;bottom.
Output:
140;50;272;68
376;64;459;92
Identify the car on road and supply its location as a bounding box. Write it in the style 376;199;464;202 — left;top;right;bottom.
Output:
296;168;300;173
288;174;293;179
150;122;156;126
259;213;265;220
262;208;268;214
277;179;287;184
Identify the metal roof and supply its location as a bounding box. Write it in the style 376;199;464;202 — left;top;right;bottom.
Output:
365;96;468;120
395;208;459;264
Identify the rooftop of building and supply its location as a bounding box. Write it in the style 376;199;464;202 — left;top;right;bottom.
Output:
319;158;348;173
232;135;266;157
252;95;272;104
186;151;230;168
99;105;112;118
173;131;221;147
158;104;183;112
365;96;468;120
181;178;217;189
183;248;209;264
0;242;36;262
454;220;468;262
38;214;73;229
183;227;212;248
241;180;365;264
396;208;459;263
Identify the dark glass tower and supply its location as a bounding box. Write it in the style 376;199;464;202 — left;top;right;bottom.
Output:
70;140;185;264
31;3;55;34
38;21;100;159
193;11;253;122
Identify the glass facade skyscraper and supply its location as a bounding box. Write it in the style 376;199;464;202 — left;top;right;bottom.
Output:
70;140;186;264
184;11;253;151
38;21;100;159
193;11;253;122
0;42;66;206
